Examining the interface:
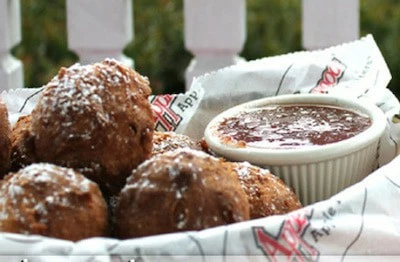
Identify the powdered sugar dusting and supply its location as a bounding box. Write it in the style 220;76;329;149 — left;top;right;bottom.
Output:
19;163;91;192
0;163;94;231
33;58;148;142
7;185;24;199
234;161;271;178
164;148;214;160
152;132;201;156
232;161;301;218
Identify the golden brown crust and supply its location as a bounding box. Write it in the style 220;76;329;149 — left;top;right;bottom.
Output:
114;148;250;239
10;114;35;172
198;137;219;156
230;161;302;219
152;131;202;156
0;100;12;177
0;163;108;241
30;59;154;195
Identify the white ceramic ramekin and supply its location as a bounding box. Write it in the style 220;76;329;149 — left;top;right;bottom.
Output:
204;94;386;205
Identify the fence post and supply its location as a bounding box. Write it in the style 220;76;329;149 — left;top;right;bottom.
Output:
66;0;134;67
302;0;359;50
184;0;246;90
0;0;24;91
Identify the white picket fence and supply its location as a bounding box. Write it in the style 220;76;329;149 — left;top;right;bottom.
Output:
0;0;359;92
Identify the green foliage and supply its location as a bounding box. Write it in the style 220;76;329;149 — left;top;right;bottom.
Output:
243;0;302;60
13;0;77;88
124;0;191;94
360;0;400;97
12;0;400;97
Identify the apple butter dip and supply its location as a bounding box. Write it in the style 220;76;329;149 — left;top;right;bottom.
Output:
215;104;372;149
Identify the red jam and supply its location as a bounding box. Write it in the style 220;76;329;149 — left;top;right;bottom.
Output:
215;104;372;149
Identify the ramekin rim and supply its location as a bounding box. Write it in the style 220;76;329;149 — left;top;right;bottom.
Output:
204;94;387;165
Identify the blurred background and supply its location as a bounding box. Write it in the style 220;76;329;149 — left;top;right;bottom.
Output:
13;0;400;97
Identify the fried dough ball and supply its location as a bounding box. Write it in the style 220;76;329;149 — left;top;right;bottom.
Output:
0;99;11;177
231;161;302;219
198;137;217;156
114;148;250;239
0;163;108;241
10;114;35;172
152;131;202;156
30;59;154;195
